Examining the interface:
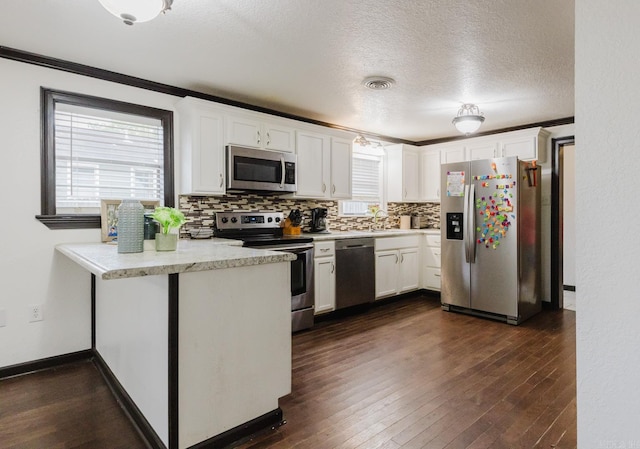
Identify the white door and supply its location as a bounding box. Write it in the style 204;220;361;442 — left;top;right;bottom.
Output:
330;138;352;199
296;131;330;198
314;257;336;314
264;123;295;153
468;142;498;160
403;150;421;201
420;150;441;201
193;112;225;194
375;250;398;298
398;248;420;292
226;115;261;148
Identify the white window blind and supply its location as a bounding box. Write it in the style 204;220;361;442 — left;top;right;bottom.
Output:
55;103;164;214
341;152;384;216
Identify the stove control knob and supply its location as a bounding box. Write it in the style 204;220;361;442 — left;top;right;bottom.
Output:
267;217;273;223
220;217;228;224
275;217;281;223
231;217;237;223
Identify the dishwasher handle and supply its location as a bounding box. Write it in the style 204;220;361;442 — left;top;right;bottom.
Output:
335;238;374;250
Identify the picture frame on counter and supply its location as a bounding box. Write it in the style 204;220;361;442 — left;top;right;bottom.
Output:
100;199;160;242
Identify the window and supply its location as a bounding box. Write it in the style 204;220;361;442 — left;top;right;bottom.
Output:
38;89;174;229
340;145;385;216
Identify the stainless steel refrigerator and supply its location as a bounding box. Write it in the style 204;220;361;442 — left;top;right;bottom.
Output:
440;156;541;324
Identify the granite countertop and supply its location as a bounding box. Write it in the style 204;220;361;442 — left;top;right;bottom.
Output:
56;239;296;280
304;228;440;241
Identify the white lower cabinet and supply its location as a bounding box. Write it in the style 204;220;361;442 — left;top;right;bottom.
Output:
422;231;442;291
314;241;335;314
374;236;420;299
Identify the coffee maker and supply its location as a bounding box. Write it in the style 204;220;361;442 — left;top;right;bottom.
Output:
310;207;329;233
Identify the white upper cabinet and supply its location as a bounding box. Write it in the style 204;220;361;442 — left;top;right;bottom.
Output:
501;134;540;160
440;144;466;163
420;149;441;202
226;114;295;153
330;137;352;199
468;141;499;160
295;132;352;199
387;144;421;202
295;130;331;198
176;97;225;195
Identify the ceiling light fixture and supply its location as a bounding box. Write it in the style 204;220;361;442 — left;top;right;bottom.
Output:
98;0;173;25
452;103;485;135
353;134;371;147
362;76;395;90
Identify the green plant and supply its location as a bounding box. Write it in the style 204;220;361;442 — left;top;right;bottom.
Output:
151;207;186;235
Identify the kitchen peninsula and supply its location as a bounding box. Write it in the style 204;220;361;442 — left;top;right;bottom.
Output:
56;239;295;449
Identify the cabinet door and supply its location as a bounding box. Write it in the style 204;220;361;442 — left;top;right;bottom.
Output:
403;150;421;201
179;106;225;195
226;115;261;148
295;131;330;198
423;245;441;268
420;150;441;202
330;138;352;199
441;145;466;163
398;248;420;292
423;267;441;291
375;250;398;298
314;256;336;314
264;123;296;153
501;135;538;160
468;142;498;160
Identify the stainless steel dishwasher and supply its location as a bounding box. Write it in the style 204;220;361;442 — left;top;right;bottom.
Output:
335;238;375;309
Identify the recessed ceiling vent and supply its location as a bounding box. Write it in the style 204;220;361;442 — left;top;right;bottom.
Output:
363;76;395;90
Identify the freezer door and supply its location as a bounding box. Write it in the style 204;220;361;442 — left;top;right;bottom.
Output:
440;161;471;309
469;157;519;317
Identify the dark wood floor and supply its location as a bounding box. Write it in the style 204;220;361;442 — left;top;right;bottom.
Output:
0;293;576;449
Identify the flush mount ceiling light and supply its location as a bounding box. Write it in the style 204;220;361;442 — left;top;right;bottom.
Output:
362;76;395;90
452;103;485;135
98;0;173;25
353;134;371;146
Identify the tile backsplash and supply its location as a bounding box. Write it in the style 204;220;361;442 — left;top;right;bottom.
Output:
179;193;440;237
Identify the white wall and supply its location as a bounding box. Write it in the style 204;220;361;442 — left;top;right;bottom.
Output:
0;58;179;368
576;1;640;446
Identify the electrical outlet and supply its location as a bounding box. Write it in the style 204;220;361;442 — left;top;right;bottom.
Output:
0;309;6;327
29;304;43;322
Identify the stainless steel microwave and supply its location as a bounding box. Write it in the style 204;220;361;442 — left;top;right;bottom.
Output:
226;145;297;193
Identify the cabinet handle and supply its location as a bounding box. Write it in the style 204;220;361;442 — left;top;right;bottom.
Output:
219;173;223;188
400;253;404;263
257;131;261;145
266;132;270;146
332;184;336;194
322;183;326;193
434;273;441;277
404;188;407;198
320;248;329;252
437;188;440;198
331;262;335;274
395;254;399;264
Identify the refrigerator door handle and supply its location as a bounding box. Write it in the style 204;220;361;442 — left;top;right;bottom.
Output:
469;183;477;263
463;184;471;263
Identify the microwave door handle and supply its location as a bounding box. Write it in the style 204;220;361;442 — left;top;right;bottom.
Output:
280;157;285;189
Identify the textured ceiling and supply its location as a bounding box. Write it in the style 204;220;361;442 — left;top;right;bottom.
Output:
0;0;574;142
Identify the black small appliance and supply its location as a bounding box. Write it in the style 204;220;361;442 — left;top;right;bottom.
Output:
310;207;329;233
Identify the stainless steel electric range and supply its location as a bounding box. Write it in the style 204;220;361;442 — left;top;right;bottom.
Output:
215;211;315;332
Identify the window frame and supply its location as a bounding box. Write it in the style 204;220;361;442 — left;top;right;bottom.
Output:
37;88;175;229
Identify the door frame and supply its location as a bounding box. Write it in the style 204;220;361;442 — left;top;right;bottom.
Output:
550;136;575;310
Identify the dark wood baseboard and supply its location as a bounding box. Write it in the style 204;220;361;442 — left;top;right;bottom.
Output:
187;408;284;449
93;350;166;449
0;349;92;380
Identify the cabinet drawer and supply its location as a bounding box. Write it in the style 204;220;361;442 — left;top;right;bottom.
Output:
423;247;441;268
314;240;335;257
375;235;421;251
423;267;441;290
425;234;441;247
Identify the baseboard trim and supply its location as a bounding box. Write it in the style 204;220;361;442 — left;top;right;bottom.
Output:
0;349;92;380
187;408;284;449
93;350;166;449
